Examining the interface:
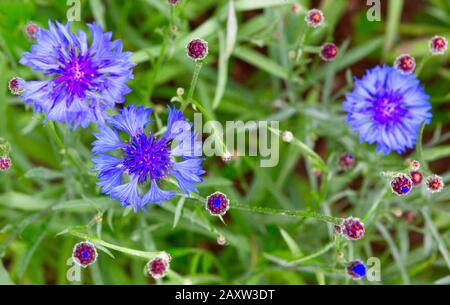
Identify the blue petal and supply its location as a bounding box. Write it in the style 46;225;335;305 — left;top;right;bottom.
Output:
163;106;187;140
92;125;124;154
110;176;141;211
92;154;122;172
170;171;199;195
97;168;123;194
108;105;152;136
172;158;205;182
171;131;203;158
141;180;175;206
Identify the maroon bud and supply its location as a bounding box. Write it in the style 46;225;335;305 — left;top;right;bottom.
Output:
186;38;208;61
320;43;338;61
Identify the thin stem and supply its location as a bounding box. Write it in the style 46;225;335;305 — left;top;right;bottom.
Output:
147;37;168;101
183;61;203;111
188;98;229;154
294;26;309;64
68;230;163;260
232;203;341;225
269;126;329;208
46;121;64;150
362;187;388;223
415;54;431;77
177;189;340;224
416;121;429;172
289;242;334;265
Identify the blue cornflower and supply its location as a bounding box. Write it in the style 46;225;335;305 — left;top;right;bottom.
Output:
343;65;432;155
92;105;205;212
20;21;135;128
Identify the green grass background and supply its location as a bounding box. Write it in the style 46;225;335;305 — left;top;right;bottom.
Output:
0;0;449;284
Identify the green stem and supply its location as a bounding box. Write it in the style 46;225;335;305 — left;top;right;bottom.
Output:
147;35;169;101
68;230;163;260
362;187;388;223
46;121;64;150
177;188;340;224
421;206;450;272
188;98;228;153
416;121;428;172
182;61;203;111
294;26;309;64
268;126;328;207
415;54;431;77
289;242;334;265
233;203;341;225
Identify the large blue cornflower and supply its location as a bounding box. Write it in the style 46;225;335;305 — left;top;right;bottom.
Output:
343;65;432;155
92;105;205;212
20;21;135;128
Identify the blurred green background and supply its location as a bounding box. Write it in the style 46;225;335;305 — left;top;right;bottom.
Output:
0;0;449;284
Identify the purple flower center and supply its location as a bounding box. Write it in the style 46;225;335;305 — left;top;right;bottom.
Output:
346;260;366;279
53;52;98;103
432;37;446;50
213;197;221;208
206;192;229;216
352;264;366;277
149;258;166;276
341;217;365;240
369;90;408;126
391;174;412;196
321;43;338;60
73;242;97;267
400;186;410;193
0;157;12;171
187;39;208;60
122;131;172;184
82;250;90;259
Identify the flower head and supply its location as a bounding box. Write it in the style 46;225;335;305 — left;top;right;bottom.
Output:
429;35;448;55
334;225;342;235
339;152;355;170
72;241;97;268
92;105;205;212
410;171;423;186
346;260;366;280
390;173;412;196
20;21;135;128
186;38;208;61
340;217;365;240
0;156;12;171
217;235;226;246
24;22;39;40
403;211;415;222
291;4;301;14
320;43;338;61
426;174;444;193
147;256;169;279
305;9;324;27
8;77;25;95
221;151;233;162
394;54;416;75
205;192;230;216
343;65;432;155
410;160;420;171
281;130;293;143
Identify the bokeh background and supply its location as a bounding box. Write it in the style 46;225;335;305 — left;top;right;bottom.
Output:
0;0;449;284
